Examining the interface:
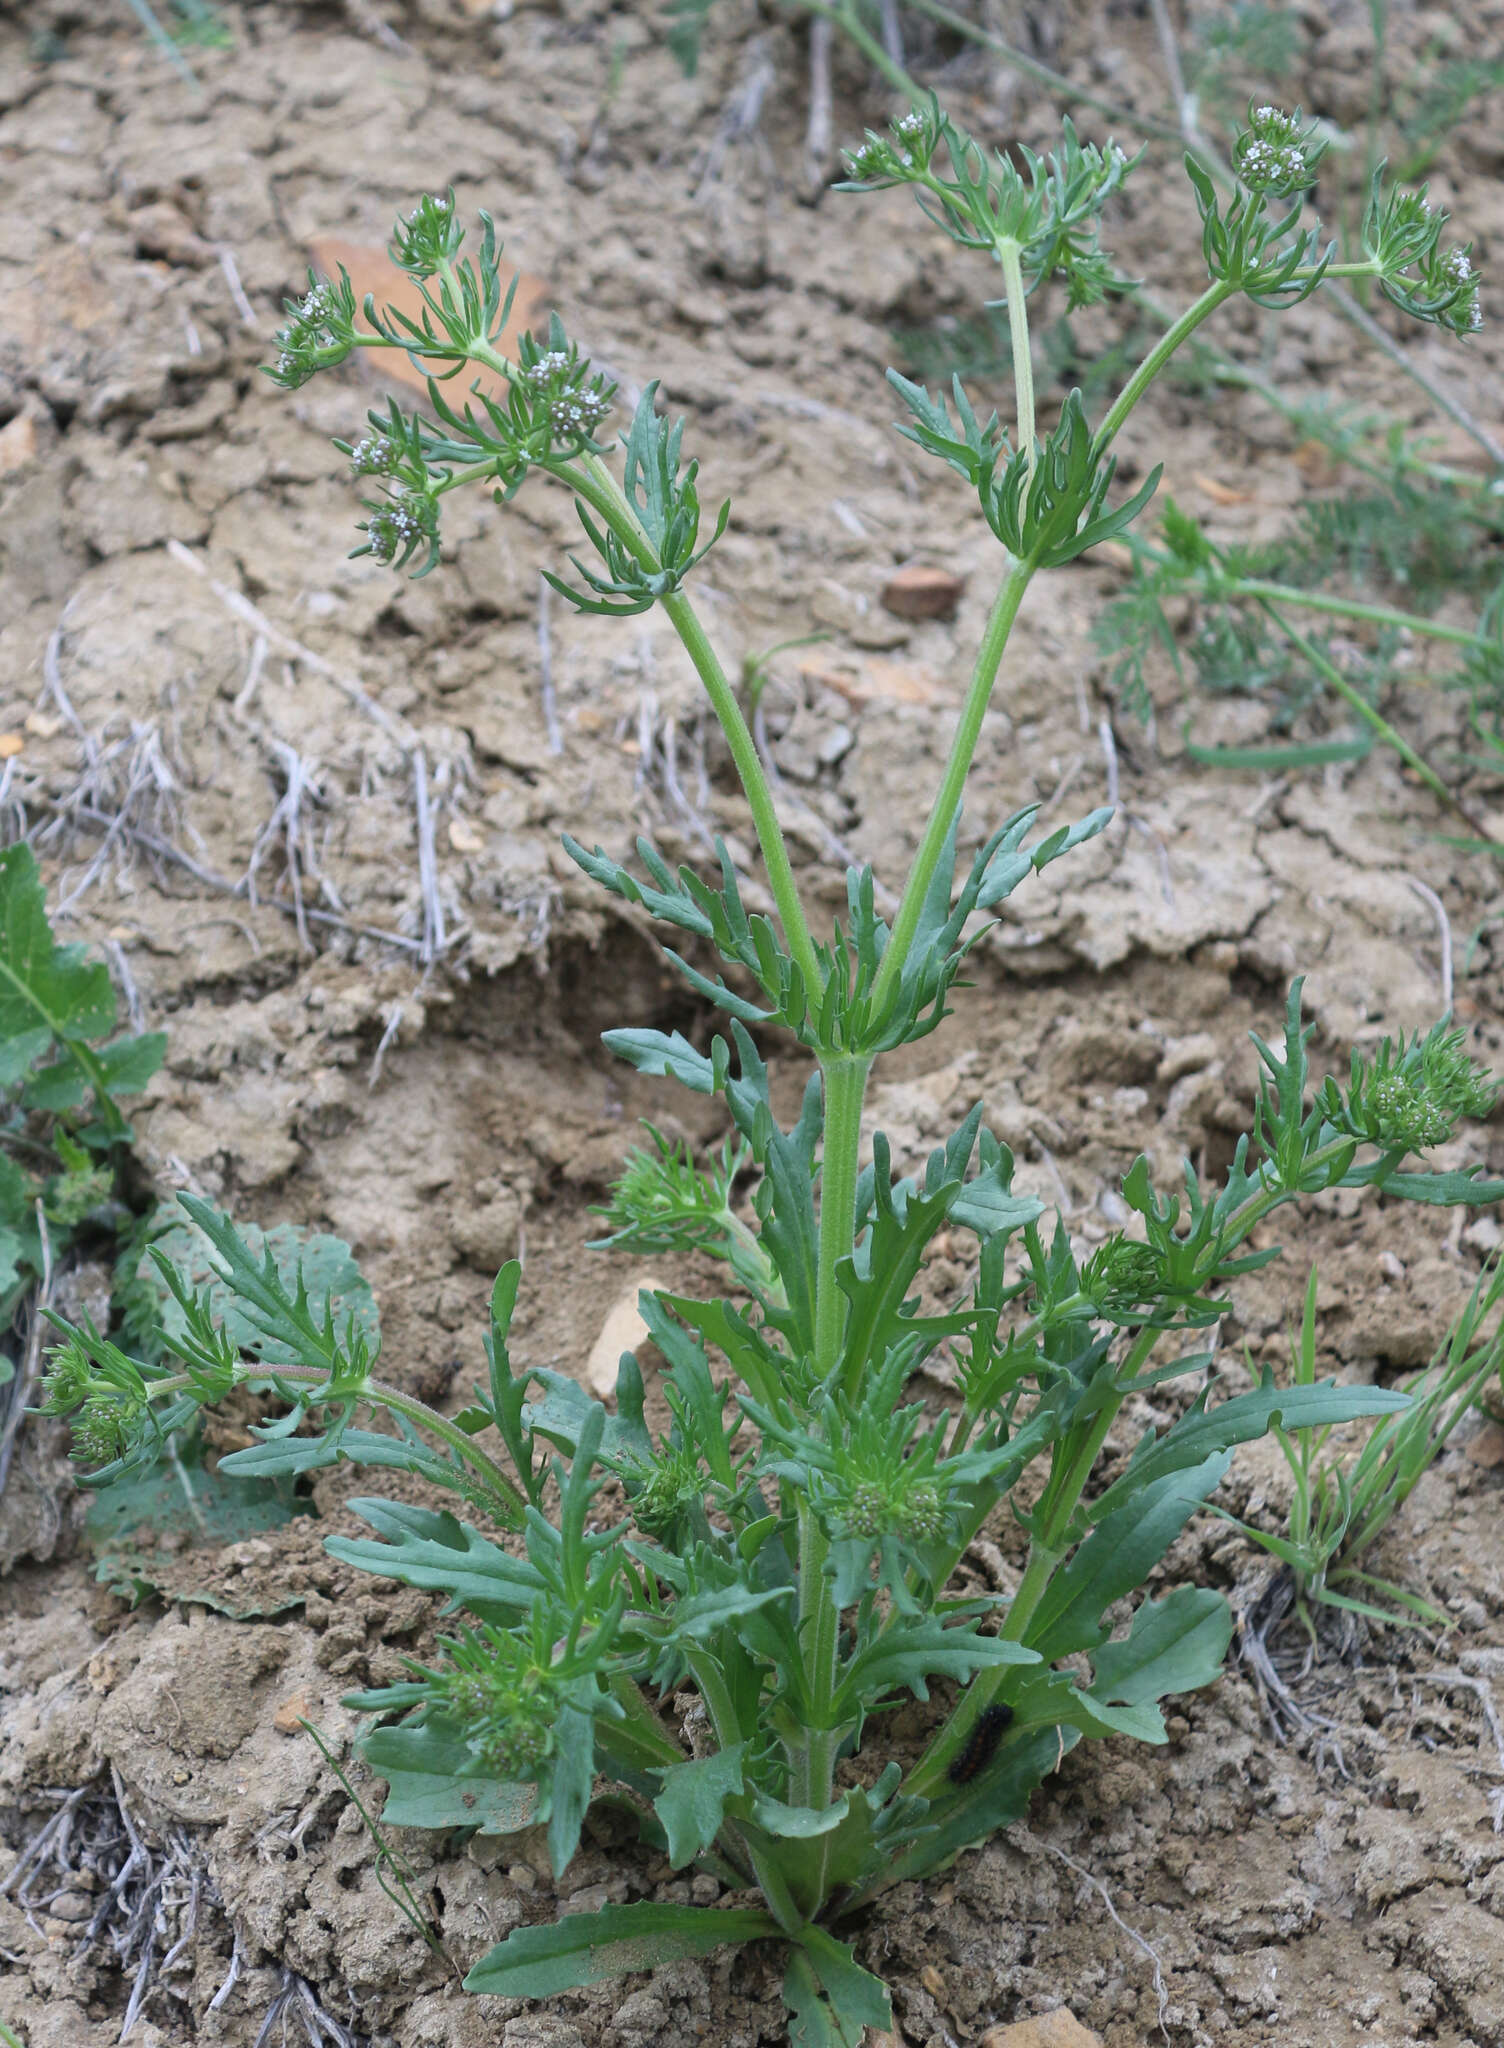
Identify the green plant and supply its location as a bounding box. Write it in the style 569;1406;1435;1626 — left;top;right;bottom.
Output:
1217;1254;1504;1634
1097;489;1504;835
122;0;231;86
0;845;165;1378
43;106;1504;2042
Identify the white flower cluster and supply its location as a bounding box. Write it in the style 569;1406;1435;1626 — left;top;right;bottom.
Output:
366;495;426;561
522;350;572;387
845;138;892;181
350;433;397;476
1440;246;1482;329
292;284;334;325
1236;105;1317;194
893;112;925;141
404;194;453;229
273;282;345;379
549;387;612;437
1238;136;1308;189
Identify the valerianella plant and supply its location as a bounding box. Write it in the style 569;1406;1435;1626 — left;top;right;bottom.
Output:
45;103;1501;2043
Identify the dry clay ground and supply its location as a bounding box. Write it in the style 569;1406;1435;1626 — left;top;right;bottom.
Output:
6;0;1504;2042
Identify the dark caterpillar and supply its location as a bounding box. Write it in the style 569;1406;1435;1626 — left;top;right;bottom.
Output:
947;1703;1014;1784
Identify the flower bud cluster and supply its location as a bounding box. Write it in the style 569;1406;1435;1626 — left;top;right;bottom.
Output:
269;276;356;390
360;489;440;569
514;334;616;454
1081;1237;1167;1318
40;1333;154;1468
349;433;398;477
418;1624;556;1780
1234;105;1324;197
622;1441;707;1539
838;1468;948;1545
389;190;464;279
844;101;1133;311
1320;1020;1498;1155
1422;242;1482;336
840;106;934;186
1364;182;1484;336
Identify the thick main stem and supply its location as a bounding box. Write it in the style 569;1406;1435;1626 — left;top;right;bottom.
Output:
903;1324;1160;1799
788;1053;870;1832
814;1055;870;1377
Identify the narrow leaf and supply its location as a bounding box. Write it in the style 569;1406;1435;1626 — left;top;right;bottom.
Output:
463;1902;780;1996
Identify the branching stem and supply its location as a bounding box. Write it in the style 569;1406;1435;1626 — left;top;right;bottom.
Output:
869;553;1038;1012
564;454;825;996
1258;599;1496;842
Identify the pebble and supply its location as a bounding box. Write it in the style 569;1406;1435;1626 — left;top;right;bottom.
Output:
882;563;966;620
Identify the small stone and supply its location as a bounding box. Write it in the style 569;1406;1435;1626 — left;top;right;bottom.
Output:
128;200;215;267
46;1889;95;1923
559;1881;617;1916
0;414;37;475
611;1990;669;2048
979;2013;1103;2048
501;2019;586;2048
584;1276;669;1399
451;1189;523;1273
882;563;965;620
273;1687;315;1735
817;724;854;767
1156;1031;1219;1084
0;732;22;759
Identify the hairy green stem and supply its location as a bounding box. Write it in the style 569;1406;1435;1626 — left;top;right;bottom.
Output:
141;1363;526;1522
1186;573;1488;651
427;334;825;988
869;554;1038;1012
1225;1137;1403;1250
996;238;1035;477
563;455;826;995
791;1508;842;1820
791;1054;871;1839
1094;278;1240;457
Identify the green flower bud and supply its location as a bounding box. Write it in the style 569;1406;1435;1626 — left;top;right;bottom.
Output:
389;191;463;278
359;489;441;574
838;1471;950;1545
622;1441;706;1538
1234;105;1324;197
418;1624;559;1783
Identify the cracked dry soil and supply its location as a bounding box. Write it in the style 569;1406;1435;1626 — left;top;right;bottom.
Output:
6;1;1504;2043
